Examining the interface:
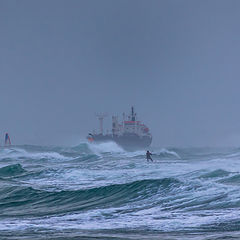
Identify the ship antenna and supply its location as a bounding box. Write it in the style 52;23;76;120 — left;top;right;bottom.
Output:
95;113;107;135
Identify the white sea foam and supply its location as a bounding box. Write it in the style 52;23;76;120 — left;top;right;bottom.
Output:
122;150;146;158
0;147;72;161
2;146;240;236
88;141;125;155
156;148;181;159
0;206;240;232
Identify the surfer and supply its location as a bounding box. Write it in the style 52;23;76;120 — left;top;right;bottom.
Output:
5;133;11;146
146;150;153;162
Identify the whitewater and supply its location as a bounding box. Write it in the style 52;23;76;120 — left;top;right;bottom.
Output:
1;143;240;239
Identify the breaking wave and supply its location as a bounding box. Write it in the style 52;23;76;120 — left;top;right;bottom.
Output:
0;147;73;161
0;178;181;217
1;145;240;239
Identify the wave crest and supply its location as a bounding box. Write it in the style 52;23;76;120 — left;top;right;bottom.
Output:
0;178;181;217
0;164;26;177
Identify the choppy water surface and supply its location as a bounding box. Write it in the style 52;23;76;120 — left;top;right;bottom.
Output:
1;142;240;239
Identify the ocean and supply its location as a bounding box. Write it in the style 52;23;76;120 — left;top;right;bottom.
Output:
0;142;240;239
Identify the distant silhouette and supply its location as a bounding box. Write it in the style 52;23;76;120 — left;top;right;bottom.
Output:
146;150;153;162
5;133;11;146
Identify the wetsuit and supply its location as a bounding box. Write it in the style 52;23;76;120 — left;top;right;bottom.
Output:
5;133;11;145
5;134;8;144
146;151;153;162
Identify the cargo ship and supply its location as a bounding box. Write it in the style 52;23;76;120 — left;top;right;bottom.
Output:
87;107;152;150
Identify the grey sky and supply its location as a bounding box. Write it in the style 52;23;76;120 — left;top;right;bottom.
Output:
0;0;240;147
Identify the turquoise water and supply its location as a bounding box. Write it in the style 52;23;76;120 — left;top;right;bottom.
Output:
1;142;240;239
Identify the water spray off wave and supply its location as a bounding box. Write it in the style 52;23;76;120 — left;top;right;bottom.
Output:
1;143;240;239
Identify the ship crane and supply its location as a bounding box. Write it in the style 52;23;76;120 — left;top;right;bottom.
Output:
95;113;107;135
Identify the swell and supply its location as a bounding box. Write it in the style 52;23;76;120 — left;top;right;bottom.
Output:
0;164;26;177
199;169;231;179
219;174;240;184
0;178;181;217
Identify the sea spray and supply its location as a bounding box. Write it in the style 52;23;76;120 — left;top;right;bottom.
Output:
0;144;240;239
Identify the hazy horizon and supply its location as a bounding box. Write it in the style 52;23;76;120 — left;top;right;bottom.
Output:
1;0;240;147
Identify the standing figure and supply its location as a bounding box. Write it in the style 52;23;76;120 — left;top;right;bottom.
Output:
146;150;153;162
5;133;11;146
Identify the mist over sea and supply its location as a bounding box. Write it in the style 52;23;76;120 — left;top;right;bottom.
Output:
1;142;240;239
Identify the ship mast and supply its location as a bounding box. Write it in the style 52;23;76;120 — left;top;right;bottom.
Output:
131;106;136;121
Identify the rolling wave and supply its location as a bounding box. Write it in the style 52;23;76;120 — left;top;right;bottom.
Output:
0;164;26;177
0;178;181;217
1;145;240;239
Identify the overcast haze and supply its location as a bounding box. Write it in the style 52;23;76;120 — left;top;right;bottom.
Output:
1;0;240;147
